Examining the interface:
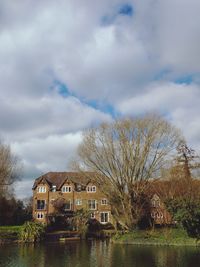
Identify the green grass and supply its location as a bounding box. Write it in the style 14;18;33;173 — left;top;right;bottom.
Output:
0;226;23;241
0;226;22;233
113;228;200;246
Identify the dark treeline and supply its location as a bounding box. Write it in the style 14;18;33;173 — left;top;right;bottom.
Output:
0;141;32;225
0;197;32;225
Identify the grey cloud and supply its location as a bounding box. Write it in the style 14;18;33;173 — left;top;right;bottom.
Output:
118;82;200;150
0;0;200;198
0;94;111;142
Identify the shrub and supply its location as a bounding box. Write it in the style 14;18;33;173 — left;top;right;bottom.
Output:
19;221;45;242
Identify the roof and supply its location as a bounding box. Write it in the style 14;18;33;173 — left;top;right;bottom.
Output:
32;172;93;190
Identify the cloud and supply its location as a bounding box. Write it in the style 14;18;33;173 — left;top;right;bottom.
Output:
0;92;111;142
0;0;200;198
15;180;34;200
12;132;83;199
118;82;200;150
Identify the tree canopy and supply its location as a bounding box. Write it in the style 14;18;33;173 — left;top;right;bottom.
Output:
74;114;182;229
0;141;21;197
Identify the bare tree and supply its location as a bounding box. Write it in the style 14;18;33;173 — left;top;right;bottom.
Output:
155;142;200;199
73;114;182;229
0;141;21;197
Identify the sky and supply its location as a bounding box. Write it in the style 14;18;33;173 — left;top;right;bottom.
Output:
0;0;200;199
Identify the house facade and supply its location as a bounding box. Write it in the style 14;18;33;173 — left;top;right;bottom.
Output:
32;172;173;227
150;193;172;225
32;172;112;225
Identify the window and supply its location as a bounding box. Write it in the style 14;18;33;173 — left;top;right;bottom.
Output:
37;186;46;193
76;184;82;192
100;212;109;223
75;199;82;206
151;199;160;207
37;200;45;210
88;199;96;210
101;199;108;205
90;212;95;219
87;186;96;193
52;185;56;192
37;212;44;219
64;200;71;211
151;211;163;219
62;186;72;193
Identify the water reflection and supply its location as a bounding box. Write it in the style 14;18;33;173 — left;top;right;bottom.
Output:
0;241;200;267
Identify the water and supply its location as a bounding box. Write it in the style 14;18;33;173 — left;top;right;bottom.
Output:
0;241;200;267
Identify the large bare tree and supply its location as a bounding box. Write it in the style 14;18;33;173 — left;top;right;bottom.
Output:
73;114;182;229
0;141;21;197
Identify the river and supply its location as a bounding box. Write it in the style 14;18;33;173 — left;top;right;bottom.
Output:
0;240;200;267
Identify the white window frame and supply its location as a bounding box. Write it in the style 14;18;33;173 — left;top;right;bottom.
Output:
87;185;96;193
101;199;108;205
64;200;72;211
37;212;44;219
75;199;82;206
37;186;46;193
36;200;46;210
151;199;160;207
90;212;95;219
88;199;97;210
52;185;56;192
100;212;109;223
62;185;72;193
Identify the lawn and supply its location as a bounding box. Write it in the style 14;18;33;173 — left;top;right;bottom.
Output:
0;226;22;233
0;226;22;242
113;228;200;246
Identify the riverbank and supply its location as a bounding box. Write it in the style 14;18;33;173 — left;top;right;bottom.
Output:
1;226;199;247
113;228;200;246
0;226;22;244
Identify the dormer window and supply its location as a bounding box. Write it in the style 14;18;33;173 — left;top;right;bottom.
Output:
52;185;56;192
87;186;96;193
76;184;82;192
151;199;160;207
37;186;46;193
101;199;108;205
62;186;72;193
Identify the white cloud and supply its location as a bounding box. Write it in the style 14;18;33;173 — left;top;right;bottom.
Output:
0;0;200;198
118;82;200;150
15;180;34;200
12;132;83;199
0;93;111;142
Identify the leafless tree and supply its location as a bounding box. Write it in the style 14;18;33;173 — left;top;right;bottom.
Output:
72;114;182;229
0;141;21;197
156;142;200;199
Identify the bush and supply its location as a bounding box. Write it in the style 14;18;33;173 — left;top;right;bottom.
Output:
166;198;200;238
19;221;45;242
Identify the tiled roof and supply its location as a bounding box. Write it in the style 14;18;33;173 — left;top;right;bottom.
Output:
32;172;93;189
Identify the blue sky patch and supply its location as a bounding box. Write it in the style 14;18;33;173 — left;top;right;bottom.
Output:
101;3;134;26
86;99;119;118
118;4;134;17
175;75;193;85
51;80;75;98
51;80;117;117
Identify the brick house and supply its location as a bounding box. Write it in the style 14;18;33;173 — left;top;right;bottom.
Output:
32;172;112;225
150;193;172;225
32;172;173;227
